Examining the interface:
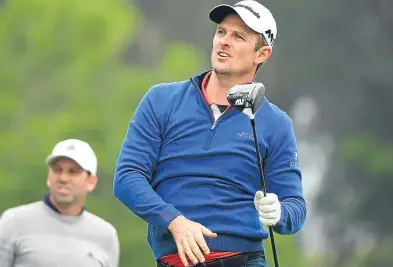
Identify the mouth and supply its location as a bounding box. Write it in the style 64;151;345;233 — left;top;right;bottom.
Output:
57;186;72;194
217;51;231;59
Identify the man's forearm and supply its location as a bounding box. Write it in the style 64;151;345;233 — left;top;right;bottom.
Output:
113;172;182;228
273;197;306;235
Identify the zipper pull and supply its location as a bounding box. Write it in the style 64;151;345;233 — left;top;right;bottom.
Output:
211;122;217;130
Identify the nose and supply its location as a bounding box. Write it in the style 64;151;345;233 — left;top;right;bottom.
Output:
58;171;69;182
218;34;230;48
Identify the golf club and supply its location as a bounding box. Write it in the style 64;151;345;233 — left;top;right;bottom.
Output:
226;83;279;267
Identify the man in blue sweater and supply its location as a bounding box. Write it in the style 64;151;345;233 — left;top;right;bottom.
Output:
113;1;306;267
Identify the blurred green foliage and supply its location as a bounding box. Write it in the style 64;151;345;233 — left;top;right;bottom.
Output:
264;234;310;267
315;134;393;266
0;0;204;266
340;135;393;174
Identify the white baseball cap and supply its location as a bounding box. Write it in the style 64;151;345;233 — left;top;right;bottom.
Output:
45;139;98;175
209;0;277;47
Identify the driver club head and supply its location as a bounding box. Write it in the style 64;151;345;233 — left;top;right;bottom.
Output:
226;83;266;118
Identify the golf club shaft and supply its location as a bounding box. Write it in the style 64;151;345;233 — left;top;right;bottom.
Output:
250;119;279;267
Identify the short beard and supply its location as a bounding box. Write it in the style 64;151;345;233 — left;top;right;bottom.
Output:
52;193;75;207
213;67;232;78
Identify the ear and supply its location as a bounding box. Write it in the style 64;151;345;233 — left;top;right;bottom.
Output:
255;46;272;65
87;175;98;192
46;170;51;188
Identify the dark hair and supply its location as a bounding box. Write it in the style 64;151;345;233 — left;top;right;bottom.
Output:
255;34;268;51
255;34;269;73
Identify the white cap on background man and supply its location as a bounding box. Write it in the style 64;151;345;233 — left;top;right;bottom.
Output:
45;139;98;175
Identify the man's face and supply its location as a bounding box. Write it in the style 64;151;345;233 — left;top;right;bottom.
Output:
211;14;269;77
47;157;96;207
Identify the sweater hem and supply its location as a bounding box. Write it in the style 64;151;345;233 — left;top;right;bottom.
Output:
152;234;264;260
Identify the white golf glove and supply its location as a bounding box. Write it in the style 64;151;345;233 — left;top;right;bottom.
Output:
254;191;281;226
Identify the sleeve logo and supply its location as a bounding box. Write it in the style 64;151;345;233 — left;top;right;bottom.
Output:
290;151;299;167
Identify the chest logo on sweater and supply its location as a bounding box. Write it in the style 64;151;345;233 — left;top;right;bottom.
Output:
237;132;254;140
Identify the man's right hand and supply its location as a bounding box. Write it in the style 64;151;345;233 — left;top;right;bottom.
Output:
168;215;217;267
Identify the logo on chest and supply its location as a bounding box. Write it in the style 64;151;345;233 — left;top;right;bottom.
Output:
237;132;254;140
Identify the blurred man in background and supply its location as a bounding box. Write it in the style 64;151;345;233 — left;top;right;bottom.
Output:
114;1;306;267
0;139;120;267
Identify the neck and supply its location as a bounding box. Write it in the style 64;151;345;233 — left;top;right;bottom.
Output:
50;195;84;216
205;71;254;105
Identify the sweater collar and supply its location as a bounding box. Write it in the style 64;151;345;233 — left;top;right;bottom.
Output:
191;69;257;90
43;192;85;216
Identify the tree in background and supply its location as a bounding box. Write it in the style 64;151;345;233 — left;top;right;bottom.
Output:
0;0;203;266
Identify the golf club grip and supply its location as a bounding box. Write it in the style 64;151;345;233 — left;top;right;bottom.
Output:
250;119;280;267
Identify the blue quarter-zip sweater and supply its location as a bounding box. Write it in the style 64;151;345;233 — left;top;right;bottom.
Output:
113;70;306;260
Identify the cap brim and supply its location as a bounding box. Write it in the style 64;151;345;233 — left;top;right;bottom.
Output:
46;153;85;170
209;5;238;24
209;4;264;37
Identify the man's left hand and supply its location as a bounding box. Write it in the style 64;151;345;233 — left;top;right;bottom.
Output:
254;191;281;226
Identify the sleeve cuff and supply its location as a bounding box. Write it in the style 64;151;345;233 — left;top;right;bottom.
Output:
158;207;183;229
273;203;288;233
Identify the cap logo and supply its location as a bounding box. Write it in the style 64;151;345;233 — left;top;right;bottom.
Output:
265;29;275;45
66;144;75;150
234;4;260;18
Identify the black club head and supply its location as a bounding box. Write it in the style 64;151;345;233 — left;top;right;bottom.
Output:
226;83;266;117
